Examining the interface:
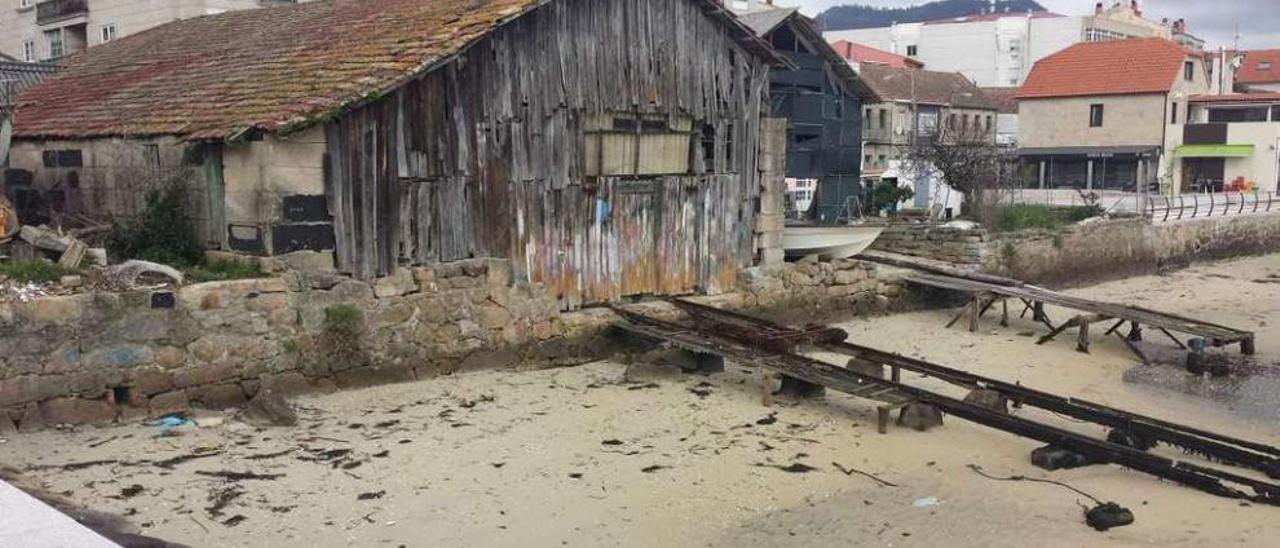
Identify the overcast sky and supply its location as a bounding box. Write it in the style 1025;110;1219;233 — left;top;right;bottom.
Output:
784;0;1280;50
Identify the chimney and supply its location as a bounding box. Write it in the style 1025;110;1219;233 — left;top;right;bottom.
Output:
1095;2;1103;15
1130;0;1140;16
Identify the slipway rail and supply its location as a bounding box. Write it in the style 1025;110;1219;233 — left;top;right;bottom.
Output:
610;301;1280;506
901;272;1256;360
669;298;1280;478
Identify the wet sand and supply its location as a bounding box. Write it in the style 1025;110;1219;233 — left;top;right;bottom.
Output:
3;254;1279;547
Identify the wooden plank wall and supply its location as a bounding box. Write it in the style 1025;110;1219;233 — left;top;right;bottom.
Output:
326;0;770;309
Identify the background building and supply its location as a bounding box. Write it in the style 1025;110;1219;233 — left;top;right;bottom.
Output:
1171;93;1280;193
829;40;924;71
1235;50;1280;92
824;1;1201;88
1016;38;1210;194
858;64;997;216
0;54;56;168
0;0;306;62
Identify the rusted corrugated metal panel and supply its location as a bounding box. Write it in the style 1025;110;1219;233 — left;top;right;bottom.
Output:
328;0;770;307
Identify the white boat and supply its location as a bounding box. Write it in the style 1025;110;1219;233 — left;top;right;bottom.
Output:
782;226;884;260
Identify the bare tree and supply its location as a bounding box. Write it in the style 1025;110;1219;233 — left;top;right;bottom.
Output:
898;119;1014;223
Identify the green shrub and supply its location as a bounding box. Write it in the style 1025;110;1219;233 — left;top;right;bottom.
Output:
1061;205;1104;223
995;204;1060;232
106;181;203;267
185;260;266;283
323;304;363;335
0;260;78;283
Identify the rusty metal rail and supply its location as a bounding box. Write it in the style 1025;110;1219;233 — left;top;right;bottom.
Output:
669;298;1280;478
611;302;1280;505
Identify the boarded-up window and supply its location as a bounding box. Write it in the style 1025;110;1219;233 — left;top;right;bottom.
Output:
41;149;83;168
584;113;692;176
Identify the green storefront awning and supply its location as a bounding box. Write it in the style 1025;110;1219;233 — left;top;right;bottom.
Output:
1175;144;1255;158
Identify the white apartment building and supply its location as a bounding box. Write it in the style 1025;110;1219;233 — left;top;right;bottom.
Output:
824;1;1202;88
0;0;305;62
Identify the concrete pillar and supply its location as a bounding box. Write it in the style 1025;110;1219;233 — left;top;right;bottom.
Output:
756;117;786;266
1038;161;1046;189
1086;159;1094;190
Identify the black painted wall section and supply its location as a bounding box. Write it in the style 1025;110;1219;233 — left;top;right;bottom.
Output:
763;21;864;223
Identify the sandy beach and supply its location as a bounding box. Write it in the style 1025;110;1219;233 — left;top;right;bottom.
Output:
3;253;1279;547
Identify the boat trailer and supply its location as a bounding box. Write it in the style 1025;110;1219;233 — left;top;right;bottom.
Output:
611;299;1280;506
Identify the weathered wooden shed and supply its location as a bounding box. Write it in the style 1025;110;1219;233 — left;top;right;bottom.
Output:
10;0;783;309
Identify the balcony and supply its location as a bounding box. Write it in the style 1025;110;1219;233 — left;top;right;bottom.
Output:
36;0;88;26
1183;123;1228;145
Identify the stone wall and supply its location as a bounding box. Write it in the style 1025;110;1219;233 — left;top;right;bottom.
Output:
869;224;990;267
867;214;1280;288
985;214;1280;286
0;258;906;432
985;218;1157;285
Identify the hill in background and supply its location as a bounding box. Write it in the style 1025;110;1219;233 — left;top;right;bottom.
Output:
816;0;1047;31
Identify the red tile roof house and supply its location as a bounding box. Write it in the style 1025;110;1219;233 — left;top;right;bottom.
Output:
828;40;924;70
7;0;784;310
1235;49;1280;92
1016;37;1209;196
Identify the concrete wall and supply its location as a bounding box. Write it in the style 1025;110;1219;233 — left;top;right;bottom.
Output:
986;214;1280;286
1020;93;1168;149
220;125;327;226
0;259;906;431
6;125;329;256
5;136;212;235
866;214;1280;288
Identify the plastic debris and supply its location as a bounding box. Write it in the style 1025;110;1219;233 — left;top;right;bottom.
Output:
151;415;196;437
912;496;942;508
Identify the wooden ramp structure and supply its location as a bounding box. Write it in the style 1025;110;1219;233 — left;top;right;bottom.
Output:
610;300;1280;506
903;272;1256;361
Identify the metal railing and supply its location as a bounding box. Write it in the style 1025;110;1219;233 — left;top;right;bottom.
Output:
1146;191;1278;222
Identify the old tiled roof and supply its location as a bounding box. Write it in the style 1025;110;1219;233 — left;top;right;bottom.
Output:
858;64;994;109
0;61;58;112
1237;49;1280;85
829;41;923;69
1017;38;1188;99
13;0;779;140
979;87;1018;114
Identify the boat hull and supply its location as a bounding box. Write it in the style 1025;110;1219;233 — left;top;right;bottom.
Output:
782;226;884;260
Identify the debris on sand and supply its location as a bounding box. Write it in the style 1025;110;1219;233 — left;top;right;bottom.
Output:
640;465;668;473
688;382;714;398
206;484;245;518
238;389;298;427
832;462;898;487
756;462;818;474
194;470;285;481
118;485;145;499
357;490;386;501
